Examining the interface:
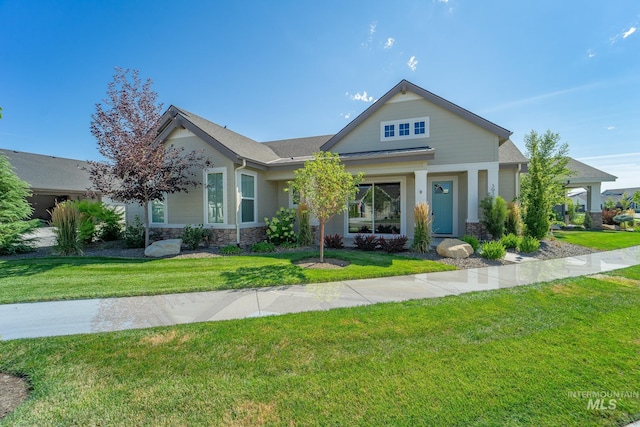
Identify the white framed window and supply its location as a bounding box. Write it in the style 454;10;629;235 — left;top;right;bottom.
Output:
380;116;429;141
204;167;227;224
239;171;257;223
149;197;167;224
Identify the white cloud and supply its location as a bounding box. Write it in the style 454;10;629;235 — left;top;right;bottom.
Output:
588;49;596;58
369;23;377;35
623;26;637;38
407;55;418;71
340;112;351;119
384;37;395;49
607;126;616;130
438;0;449;3
349;91;374;102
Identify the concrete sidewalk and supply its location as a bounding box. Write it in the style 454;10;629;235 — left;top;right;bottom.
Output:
1;246;640;340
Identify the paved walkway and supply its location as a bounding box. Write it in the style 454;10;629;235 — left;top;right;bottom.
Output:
1;246;640;340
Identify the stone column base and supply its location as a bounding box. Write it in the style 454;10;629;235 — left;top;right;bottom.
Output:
465;222;482;239
589;212;603;229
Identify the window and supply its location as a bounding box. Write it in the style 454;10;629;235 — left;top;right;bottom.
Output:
205;168;226;224
240;172;256;223
348;182;401;234
380;116;429;141
150;198;166;224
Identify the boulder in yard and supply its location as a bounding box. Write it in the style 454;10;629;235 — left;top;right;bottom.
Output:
144;239;183;257
436;238;474;259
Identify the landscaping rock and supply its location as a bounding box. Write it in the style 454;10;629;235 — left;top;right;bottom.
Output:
144;239;183;257
436;238;474;259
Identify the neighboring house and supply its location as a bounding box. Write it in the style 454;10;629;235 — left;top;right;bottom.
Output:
601;187;640;211
563;158;617;226
151;80;529;244
567;189;587;212
0;148;134;222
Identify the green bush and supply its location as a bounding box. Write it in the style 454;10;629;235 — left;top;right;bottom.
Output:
75;200;123;243
220;244;242;255
122;216;145;249
278;241;299;250
500;233;521;249
297;204;313;246
251;241;275;253
480;240;506;260
411;202;432;253
518;236;540;253
51;201;83;255
480;194;507;239
98;206;123;241
181;224;210;250
265;207;297;245
460;235;480;253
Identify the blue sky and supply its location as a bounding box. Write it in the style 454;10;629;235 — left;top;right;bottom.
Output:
1;0;638;190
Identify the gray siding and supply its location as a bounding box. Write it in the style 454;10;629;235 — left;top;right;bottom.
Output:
330;98;499;165
499;169;517;202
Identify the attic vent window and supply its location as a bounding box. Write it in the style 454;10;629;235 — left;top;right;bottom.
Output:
380;117;429;142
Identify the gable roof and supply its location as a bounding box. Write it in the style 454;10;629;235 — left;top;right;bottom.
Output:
567;158;617;184
156;106;280;168
499;140;528;165
321;79;512;151
0;148;93;193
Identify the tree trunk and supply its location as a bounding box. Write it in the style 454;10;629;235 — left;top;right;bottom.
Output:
319;220;325;263
143;200;150;248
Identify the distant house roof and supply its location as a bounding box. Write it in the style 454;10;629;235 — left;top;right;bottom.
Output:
601;187;640;197
567;158;617;185
0;148;93;193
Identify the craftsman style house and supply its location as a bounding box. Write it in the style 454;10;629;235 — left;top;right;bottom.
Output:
143;80;530;245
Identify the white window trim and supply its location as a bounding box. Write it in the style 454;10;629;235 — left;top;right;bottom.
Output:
238;170;258;224
148;195;168;225
380;116;429;142
204;167;228;226
344;176;407;237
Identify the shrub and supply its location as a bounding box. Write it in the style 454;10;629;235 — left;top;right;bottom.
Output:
379;235;408;253
122;216;145;248
265;207;297;245
480;240;506;260
354;234;379;251
505;202;524;236
461;235;480;252
412;202;432;253
76;200;123;243
296;203;313;247
518;236;540;253
251;241;275;253
220;244;242;255
324;233;344;249
602;208;621;225
278;241;299;250
51;201;83;255
97;206;123;241
182;224;210;250
500;233;521;250
480;194;507;239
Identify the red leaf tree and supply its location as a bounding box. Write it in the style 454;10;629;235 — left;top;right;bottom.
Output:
88;68;208;247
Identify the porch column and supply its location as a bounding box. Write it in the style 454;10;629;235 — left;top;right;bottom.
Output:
587;183;603;228
466;168;479;222
414;170;428;205
487;164;499;197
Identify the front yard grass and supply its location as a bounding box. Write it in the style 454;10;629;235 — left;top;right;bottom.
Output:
1;265;639;426
553;229;640;250
0;250;454;304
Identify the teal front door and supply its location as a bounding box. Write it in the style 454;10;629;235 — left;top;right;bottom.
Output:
432;180;453;234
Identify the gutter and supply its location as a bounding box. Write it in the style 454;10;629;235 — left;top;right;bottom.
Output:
234;158;247;245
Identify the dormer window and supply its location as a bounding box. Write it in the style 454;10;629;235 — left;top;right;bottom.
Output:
380;117;429;141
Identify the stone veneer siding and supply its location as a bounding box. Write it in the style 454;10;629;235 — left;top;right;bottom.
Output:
151;226;267;247
465;222;483;240
589;212;603;229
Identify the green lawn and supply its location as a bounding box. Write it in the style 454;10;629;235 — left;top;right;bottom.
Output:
2;265;639;426
0;250;454;304
553;229;640;250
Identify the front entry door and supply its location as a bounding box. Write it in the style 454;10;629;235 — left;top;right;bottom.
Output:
432;180;453;234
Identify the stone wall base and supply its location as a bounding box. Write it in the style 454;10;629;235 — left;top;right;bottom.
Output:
465;222;483;240
590;212;603;229
151;226;267;247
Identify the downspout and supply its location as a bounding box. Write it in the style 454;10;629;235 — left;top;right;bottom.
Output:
234;158;247;245
516;164;522;198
